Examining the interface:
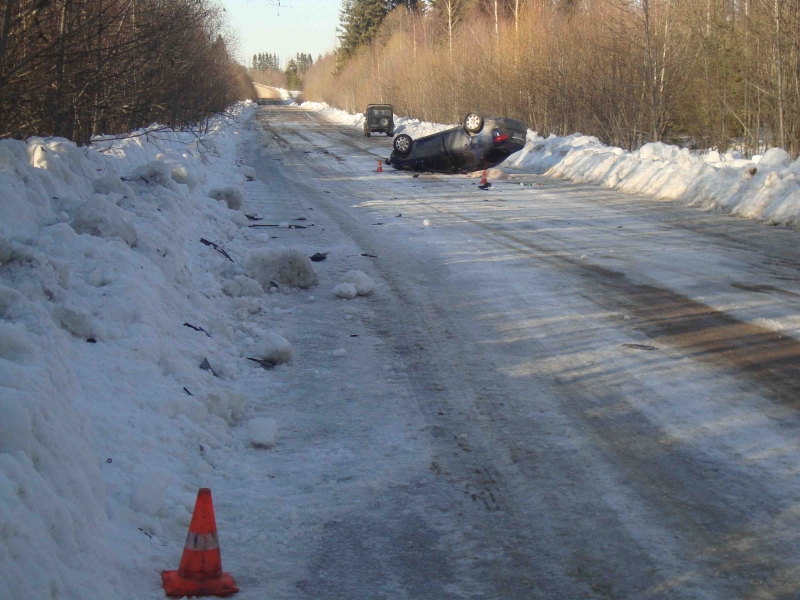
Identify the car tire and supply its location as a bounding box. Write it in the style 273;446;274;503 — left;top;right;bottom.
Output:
464;112;484;135
388;129;394;137
393;134;412;156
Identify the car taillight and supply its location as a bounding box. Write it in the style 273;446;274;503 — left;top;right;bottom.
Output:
493;131;510;143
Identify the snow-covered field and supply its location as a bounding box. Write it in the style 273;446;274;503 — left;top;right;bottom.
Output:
0;101;287;598
300;102;800;229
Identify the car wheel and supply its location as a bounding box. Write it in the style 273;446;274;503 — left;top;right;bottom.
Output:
380;117;389;128
388;129;394;137
464;112;484;134
393;134;412;156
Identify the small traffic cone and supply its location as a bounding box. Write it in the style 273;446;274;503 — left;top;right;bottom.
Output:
376;160;383;173
479;170;488;185
162;488;238;598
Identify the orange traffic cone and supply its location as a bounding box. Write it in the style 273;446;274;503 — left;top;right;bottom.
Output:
479;170;488;185
376;160;383;173
162;488;239;598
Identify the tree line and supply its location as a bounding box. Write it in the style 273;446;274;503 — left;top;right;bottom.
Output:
249;51;314;91
306;0;800;157
252;52;281;71
0;0;255;145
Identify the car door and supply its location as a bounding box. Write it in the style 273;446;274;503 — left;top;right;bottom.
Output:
411;133;455;172
443;128;482;172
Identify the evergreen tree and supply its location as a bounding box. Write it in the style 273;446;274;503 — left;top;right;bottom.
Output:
337;0;390;64
285;58;301;89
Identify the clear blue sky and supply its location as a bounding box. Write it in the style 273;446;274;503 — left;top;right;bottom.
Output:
222;0;341;67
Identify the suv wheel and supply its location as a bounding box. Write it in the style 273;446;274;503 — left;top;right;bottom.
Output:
464;112;484;134
393;134;412;156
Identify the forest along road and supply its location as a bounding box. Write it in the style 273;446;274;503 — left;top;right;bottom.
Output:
218;105;800;600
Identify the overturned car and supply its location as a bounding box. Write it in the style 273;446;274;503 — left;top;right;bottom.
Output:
387;113;527;173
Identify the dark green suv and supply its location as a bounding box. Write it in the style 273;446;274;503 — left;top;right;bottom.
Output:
364;104;394;137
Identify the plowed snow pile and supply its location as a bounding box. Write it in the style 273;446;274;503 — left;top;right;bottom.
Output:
0;102;271;599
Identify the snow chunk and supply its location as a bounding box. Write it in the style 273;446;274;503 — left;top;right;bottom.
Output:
70;196;138;247
223;275;263;298
131;469;172;517
332;348;348;357
238;165;256;181
332;282;358;299
126;160;178;189
92;174;134;197
245;247;318;289
252;331;293;365
230;211;249;227
759;148;792;168
209;185;245;211
247;418;278;448
201;390;247;425
234;274;263;296
52;306;95;339
341;270;375;295
278;222;289;229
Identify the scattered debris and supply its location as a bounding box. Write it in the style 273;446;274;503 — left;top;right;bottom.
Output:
106;458;112;463
412;174;420;178
268;280;281;290
183;322;211;337
373;222;384;226
621;343;656;351
200;238;234;262
396;213;402;217
349;334;359;337
478;182;492;190
138;528;153;539
309;252;328;262
244;214;263;221
199;357;219;377
183;387;194;396
249;223;309;229
294;217;307;221
247;357;276;369
361;253;377;258
86;338;97;343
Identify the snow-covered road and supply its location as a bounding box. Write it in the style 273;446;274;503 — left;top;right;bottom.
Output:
198;106;800;599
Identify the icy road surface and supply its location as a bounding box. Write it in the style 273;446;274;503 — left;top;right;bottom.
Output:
211;106;800;600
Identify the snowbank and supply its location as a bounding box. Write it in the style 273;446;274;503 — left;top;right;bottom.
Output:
0;102;263;599
302;101;800;229
503;134;800;227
